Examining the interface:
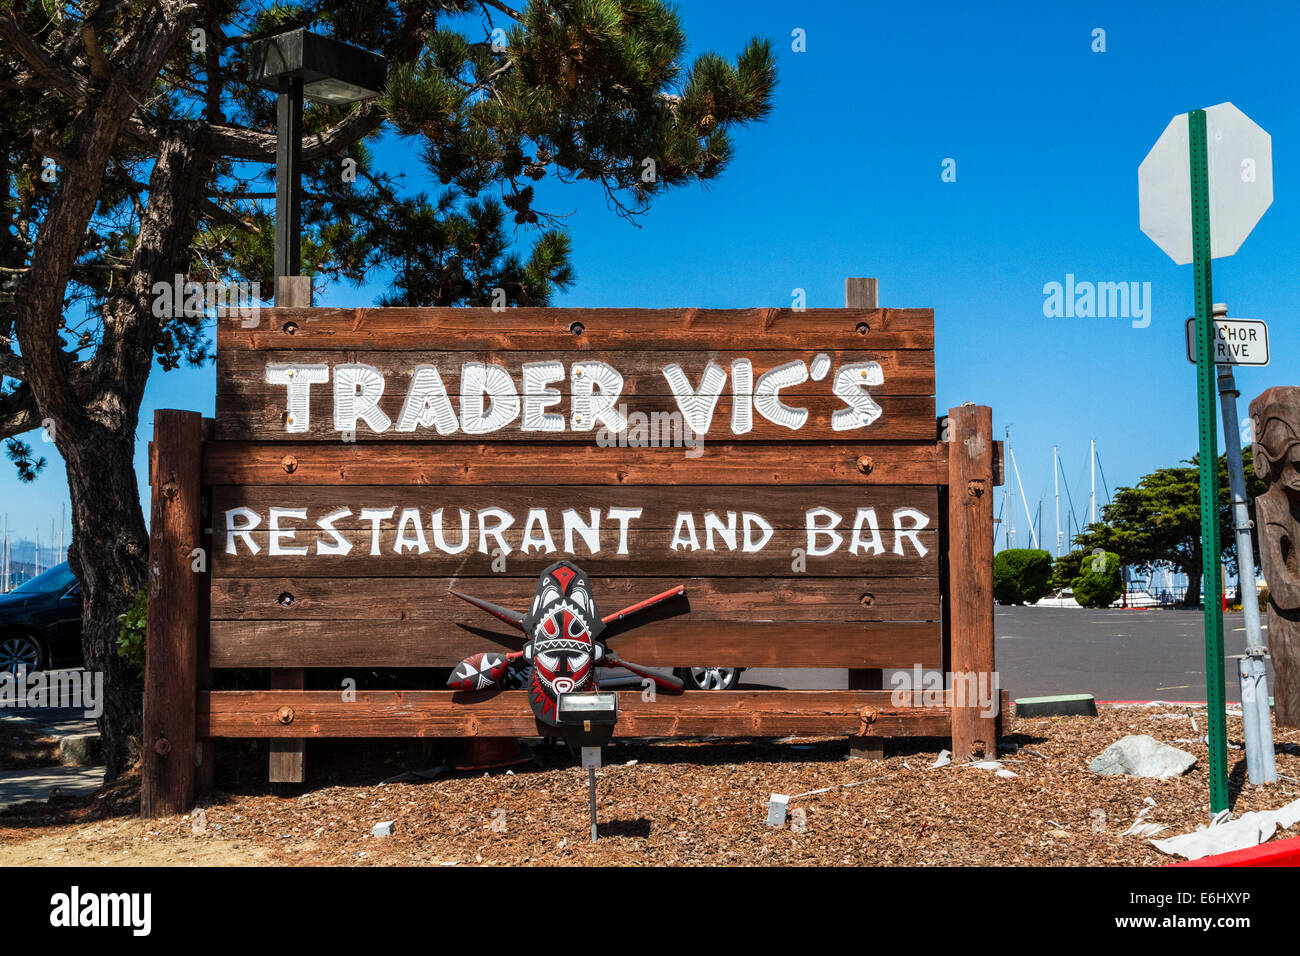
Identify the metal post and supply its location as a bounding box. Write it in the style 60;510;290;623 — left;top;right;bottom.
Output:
1213;306;1277;784
1189;108;1229;813
588;766;598;841
274;75;303;300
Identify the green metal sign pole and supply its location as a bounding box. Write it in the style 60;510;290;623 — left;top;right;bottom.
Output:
1188;108;1229;813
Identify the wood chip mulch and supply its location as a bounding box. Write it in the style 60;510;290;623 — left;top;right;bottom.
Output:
1;705;1298;866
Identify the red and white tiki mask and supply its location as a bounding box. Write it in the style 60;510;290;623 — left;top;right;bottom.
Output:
522;561;606;724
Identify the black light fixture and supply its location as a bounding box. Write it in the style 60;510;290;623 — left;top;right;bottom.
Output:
248;29;387;298
555;691;620;841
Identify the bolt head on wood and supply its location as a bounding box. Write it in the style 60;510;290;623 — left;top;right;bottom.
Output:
967;479;985;497
857;455;874;474
281;455;298;474
154;737;171;755
277;706;295;725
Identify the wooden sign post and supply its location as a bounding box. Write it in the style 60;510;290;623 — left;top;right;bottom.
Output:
141;281;1002;814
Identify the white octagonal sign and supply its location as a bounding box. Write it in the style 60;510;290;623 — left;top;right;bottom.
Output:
1138;102;1272;265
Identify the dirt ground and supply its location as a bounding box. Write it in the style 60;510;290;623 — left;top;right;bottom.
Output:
2;705;1298;867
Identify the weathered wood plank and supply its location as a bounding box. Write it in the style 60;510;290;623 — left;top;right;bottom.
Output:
211;484;937;530
217;307;935;351
845;276;883;734
208;619;942;668
947;404;998;760
218;348;936;397
201;441;951;486
141;410;204;817
213;393;937;442
209;576;940;623
211;530;938;578
199;689;952;738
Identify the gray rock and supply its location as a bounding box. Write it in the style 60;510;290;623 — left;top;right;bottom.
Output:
371;821;395;837
58;733;103;767
1090;735;1196;778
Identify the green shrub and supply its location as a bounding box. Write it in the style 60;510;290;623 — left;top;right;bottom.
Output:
1052;550;1086;589
1259;585;1270;612
117;589;147;670
1072;550;1123;608
993;549;1055;605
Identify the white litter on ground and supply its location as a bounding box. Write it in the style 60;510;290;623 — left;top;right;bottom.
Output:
1149;797;1300;860
1120;798;1169;838
764;773;892;827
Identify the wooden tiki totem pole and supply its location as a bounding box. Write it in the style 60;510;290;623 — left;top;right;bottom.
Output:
1250;386;1300;727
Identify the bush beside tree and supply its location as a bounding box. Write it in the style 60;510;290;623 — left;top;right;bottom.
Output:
993;549;1055;605
1072;550;1123;607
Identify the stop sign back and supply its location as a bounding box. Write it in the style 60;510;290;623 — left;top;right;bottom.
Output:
1138;102;1272;265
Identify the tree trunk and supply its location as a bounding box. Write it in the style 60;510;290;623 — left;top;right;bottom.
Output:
62;429;149;776
37;125;210;780
1184;569;1202;607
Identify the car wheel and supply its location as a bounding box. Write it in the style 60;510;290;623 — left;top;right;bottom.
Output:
0;634;45;675
676;666;741;691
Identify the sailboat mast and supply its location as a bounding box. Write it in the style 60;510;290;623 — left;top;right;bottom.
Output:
1090;438;1097;527
1008;446;1039;549
1053;446;1061;557
1006;426;1015;548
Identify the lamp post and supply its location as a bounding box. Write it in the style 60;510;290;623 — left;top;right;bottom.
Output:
248;30;387;301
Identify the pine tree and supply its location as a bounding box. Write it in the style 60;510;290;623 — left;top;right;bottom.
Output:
0;0;777;778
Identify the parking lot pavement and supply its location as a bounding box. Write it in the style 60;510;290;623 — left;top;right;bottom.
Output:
742;606;1273;702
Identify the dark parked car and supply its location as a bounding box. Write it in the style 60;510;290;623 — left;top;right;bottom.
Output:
0;562;83;674
597;664;743;691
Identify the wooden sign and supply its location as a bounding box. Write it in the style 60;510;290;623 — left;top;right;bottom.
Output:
141;285;1001;816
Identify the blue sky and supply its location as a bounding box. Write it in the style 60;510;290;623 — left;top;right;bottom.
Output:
3;0;1297;565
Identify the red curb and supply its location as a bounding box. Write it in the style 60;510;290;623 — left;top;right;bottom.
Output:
1169;833;1300;867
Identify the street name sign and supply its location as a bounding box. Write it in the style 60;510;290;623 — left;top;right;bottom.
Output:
1184;317;1269;366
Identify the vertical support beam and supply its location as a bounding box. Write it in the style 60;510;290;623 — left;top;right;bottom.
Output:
845;277;883;759
141;410;204;817
276;275;313;309
948;405;997;760
267;284;308;785
195;418;215;795
274;74;303;301
269;669;306;784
